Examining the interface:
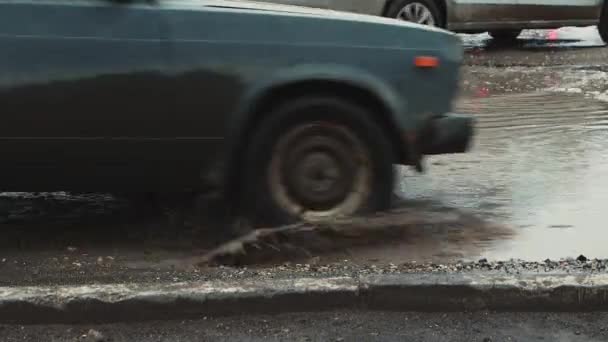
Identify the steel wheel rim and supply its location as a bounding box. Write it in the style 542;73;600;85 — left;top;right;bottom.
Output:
397;3;436;26
268;122;372;222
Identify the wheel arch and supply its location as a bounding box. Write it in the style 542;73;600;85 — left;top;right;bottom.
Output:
382;0;447;28
224;70;410;202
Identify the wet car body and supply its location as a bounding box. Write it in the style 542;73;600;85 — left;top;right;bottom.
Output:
257;0;606;35
443;0;604;33
0;0;473;220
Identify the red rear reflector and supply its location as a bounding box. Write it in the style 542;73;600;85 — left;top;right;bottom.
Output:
414;56;439;68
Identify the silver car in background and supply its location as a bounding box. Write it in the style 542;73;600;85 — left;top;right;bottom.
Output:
255;0;608;42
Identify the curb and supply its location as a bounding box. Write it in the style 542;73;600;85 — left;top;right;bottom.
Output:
1;273;608;323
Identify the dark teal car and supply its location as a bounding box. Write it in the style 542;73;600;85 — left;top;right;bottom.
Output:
0;0;474;225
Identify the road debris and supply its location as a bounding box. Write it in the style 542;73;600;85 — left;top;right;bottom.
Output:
82;329;106;342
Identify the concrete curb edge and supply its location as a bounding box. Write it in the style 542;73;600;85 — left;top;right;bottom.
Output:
1;273;608;323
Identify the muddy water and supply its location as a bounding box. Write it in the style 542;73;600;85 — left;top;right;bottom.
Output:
397;92;608;261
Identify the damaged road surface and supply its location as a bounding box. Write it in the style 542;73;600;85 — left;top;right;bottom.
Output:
0;193;516;286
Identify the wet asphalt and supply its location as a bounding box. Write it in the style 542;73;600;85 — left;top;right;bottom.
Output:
3;311;608;342
402;26;608;262
0;28;608;285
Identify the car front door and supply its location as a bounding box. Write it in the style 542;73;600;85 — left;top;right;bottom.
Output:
518;0;604;23
0;0;172;191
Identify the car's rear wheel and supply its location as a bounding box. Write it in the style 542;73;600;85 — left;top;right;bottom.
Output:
241;96;395;226
599;4;608;44
489;30;522;42
387;0;442;27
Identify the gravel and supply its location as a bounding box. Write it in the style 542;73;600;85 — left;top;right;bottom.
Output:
2;251;607;287
202;255;608;281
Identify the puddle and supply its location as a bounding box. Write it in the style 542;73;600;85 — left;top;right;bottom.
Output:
399;92;608;261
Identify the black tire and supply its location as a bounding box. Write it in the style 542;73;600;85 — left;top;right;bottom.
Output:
600;4;608;44
241;96;396;226
386;0;443;27
489;30;522;42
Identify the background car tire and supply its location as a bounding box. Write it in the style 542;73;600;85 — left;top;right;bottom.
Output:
488;30;522;42
386;0;443;27
241;96;396;227
600;4;608;44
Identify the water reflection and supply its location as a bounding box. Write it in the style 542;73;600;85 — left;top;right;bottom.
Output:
460;26;605;50
400;92;608;261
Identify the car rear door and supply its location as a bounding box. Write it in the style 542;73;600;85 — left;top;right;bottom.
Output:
449;0;604;30
0;0;171;190
518;0;604;23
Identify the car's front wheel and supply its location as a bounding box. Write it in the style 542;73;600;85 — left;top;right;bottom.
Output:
387;0;442;27
241;96;395;226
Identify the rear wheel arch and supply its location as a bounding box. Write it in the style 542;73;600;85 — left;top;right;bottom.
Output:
383;0;447;28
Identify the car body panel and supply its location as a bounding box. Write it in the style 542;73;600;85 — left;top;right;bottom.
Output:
253;0;387;15
159;0;461;127
446;0;604;31
0;0;204;190
319;0;387;15
160;0;464;185
0;0;466;192
254;0;605;32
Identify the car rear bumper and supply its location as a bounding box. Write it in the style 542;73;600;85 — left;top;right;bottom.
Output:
420;113;475;155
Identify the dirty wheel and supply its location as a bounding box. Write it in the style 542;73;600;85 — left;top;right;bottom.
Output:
489;30;522;42
242;96;395;226
387;0;442;27
600;4;608;44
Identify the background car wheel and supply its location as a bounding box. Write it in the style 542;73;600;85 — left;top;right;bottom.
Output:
241;96;396;226
600;4;608;44
489;30;522;42
387;0;443;27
